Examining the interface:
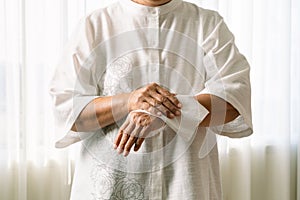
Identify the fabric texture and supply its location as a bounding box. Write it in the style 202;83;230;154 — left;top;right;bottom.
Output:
49;0;252;199
132;95;210;142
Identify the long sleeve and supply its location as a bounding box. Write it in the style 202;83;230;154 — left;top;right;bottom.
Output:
199;12;253;138
49;16;100;148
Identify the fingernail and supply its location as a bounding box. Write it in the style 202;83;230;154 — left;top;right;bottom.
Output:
170;114;175;118
113;144;117;149
118;148;124;154
124;151;129;157
176;111;181;116
178;103;182;108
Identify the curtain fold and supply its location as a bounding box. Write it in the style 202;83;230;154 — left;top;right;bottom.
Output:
0;0;87;199
0;0;299;199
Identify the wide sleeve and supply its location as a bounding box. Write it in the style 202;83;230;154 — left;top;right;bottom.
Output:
49;16;100;148
160;95;209;141
199;12;253;138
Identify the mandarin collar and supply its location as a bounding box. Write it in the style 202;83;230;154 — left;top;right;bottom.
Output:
120;0;182;15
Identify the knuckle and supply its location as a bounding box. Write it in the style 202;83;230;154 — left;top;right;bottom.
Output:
141;90;149;96
137;92;143;98
133;115;138;122
150;82;157;87
136;116;142;124
137;96;144;102
160;96;167;102
144;87;150;93
123;132;129;137
162;110;169;116
145;84;152;90
164;101;172;108
143;102;150;109
172;107;178;113
141;116;147;122
165;110;171;116
165;93;173;98
129;113;135;120
147;106;154;114
174;98;179;103
172;96;179;102
160;106;167;112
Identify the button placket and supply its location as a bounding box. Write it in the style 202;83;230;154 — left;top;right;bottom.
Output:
146;9;160;82
149;8;164;200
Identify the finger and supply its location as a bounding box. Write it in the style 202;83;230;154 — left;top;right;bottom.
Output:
146;105;162;116
161;97;181;116
134;138;145;152
145;94;172;117
141;101;151;111
118;132;129;154
119;118;130;132
114;130;124;149
118;122;136;153
141;97;164;116
155;87;182;108
133;117;164;152
123;114;150;155
139;100;162;116
124;126;142;157
143;96;159;107
138;125;151;139
132;118;151;152
149;90;181;117
114;117;130;149
154;104;174;118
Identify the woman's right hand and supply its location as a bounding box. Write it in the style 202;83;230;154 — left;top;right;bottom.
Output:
127;83;182;118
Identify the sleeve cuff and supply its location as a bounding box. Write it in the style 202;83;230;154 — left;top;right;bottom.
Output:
54;96;99;148
163;95;209;141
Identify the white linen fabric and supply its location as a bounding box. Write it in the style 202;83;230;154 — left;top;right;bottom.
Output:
49;0;252;199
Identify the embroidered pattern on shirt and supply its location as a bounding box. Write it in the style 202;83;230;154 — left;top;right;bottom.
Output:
90;162;145;200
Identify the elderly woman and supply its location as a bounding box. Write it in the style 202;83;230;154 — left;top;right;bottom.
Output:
49;0;252;199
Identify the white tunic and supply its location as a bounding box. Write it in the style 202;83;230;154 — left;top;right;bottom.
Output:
49;0;253;199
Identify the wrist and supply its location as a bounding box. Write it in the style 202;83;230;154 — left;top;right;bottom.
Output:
122;93;132;112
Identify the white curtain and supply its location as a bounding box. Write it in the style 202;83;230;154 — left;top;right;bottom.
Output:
197;0;300;200
0;0;299;200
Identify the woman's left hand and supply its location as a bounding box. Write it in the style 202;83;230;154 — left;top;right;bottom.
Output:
114;112;165;157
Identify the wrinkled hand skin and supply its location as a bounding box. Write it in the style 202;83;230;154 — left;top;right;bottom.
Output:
114;112;165;157
127;83;182;119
